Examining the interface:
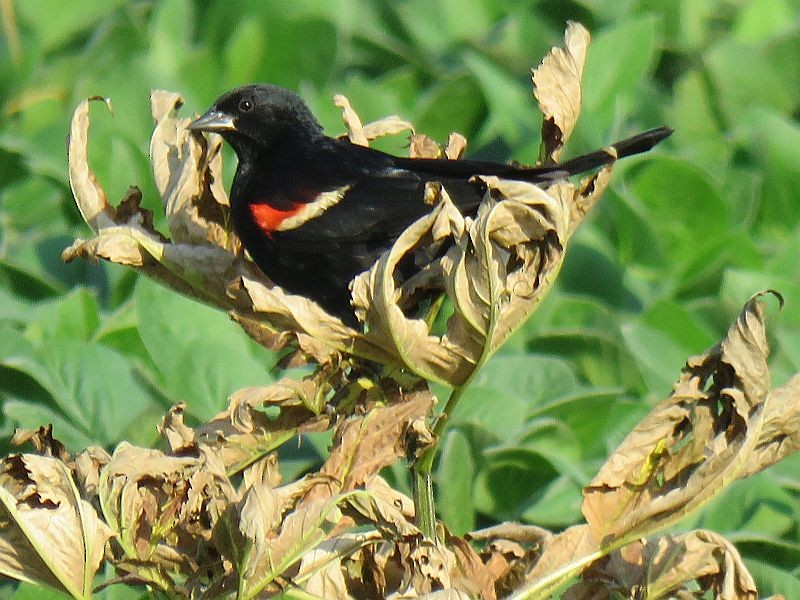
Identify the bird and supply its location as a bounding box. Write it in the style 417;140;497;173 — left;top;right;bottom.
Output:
188;84;671;324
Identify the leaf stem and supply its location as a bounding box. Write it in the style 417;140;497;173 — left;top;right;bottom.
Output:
412;379;471;540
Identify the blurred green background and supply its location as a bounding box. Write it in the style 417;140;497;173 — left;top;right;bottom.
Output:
1;0;799;596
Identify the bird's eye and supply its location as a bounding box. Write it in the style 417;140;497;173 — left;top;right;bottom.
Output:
238;98;253;112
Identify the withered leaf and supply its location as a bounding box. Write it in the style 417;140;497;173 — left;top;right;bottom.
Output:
533;21;590;162
149;90;238;251
344;491;421;540
0;454;113;599
67;96;116;231
11;425;68;461
296;547;350;599
582;293;776;543
565;530;757;600
506;524;597;596
744;371;800;476
66;21;618;387
309;384;435;501
334;93;414;146
239;496;344;598
99;442;236;587
195;376;334;474
159;403;196;453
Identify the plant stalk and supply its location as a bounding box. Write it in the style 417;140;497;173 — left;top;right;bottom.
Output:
412;380;471;540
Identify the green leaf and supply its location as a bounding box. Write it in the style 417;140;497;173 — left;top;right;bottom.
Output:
254;18;338;90
529;389;646;457
437;429;475;535
705;35;800;123
620;321;689;396
520;475;583;527
474;355;579;404
27;289;100;344
740;108;800;230
629;157;729;267
697;475;797;537
135;278;276;421
463;51;537;149
581;16;658;129
745;558;800;598
1;328;159;448
473;447;559;519
15;0;128;51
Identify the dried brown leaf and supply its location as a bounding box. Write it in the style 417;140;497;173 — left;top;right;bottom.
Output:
240;496;344;598
11;425;69;460
297;547;351;599
364;475;416;520
505;524;597;595
447;534;499;600
334;94;368;146
362;114;415;140
68;96;116;231
344;491;421;540
195;376;333;474
0;454;114;598
565;530;757;600
99;442;236;589
533;21;590;161
309;384;435;501
407;540;458;595
744;371;800;476
293;530;382;595
468;522;553;547
73;446;111;499
352;175;595;386
159;403;196;453
583;292;775;542
150;90;238;251
444;133;466;159
410;133;444;159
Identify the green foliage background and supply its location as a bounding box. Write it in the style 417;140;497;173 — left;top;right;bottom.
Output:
1;0;799;596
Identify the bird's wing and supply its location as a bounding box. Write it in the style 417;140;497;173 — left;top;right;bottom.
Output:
263;141;485;251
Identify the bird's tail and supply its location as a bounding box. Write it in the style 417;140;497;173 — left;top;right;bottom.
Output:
551;126;673;178
392;126;673;184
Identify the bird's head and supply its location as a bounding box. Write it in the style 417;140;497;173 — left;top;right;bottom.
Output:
188;84;324;157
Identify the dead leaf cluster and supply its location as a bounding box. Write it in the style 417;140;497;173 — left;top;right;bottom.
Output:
63;22;605;388
1;281;796;597
1;21;794;599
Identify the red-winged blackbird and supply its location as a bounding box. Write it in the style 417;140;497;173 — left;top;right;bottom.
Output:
189;84;671;323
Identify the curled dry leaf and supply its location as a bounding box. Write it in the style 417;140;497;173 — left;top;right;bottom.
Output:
149;90;238;251
65;23;612;386
582;292;777;543
0;454;113;599
504;293;788;599
159;402;196;453
503;524;597;598
565;530;757;600
98;442;237;592
308;383;436;502
11;425;68;460
236;495;344;598
351;174;607;386
533;21;590;162
744;370;800;477
334;93;414;146
194;372;336;475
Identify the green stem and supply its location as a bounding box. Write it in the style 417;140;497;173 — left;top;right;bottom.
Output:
412;379;471;540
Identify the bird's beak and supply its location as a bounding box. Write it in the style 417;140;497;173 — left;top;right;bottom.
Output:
187;110;236;133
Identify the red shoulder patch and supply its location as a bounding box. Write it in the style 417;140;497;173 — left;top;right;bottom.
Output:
249;202;303;236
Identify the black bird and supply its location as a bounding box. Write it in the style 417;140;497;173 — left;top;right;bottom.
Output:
189;84;671;323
